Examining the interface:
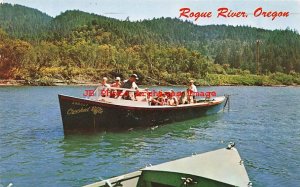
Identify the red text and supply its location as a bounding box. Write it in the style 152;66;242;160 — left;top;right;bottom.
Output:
254;7;289;20
179;8;212;21
217;8;247;18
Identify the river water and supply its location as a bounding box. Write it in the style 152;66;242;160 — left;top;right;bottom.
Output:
0;86;299;187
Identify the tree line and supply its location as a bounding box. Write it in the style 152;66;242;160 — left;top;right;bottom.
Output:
0;3;299;85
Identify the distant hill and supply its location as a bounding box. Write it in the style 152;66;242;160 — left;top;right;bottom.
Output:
0;3;299;85
0;3;52;40
50;10;113;39
49;10;300;73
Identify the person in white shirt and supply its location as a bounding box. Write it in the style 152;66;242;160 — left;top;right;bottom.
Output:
121;74;139;100
189;80;197;92
188;80;197;103
100;77;110;97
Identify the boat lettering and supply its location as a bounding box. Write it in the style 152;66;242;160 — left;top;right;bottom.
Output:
90;106;103;115
67;107;90;115
71;102;88;106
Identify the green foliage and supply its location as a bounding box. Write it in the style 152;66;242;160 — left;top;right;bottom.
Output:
207;73;300;86
0;3;52;40
0;29;32;79
0;3;300;86
269;72;299;85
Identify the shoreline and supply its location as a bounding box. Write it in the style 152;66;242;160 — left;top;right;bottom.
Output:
1;79;299;87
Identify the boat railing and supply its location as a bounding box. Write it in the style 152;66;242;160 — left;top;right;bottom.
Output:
83;171;142;187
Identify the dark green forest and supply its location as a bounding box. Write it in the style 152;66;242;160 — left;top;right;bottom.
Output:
0;3;300;85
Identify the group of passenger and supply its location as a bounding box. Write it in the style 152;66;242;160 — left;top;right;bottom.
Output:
99;74;138;90
149;80;197;106
150;90;177;106
98;74;198;106
98;74;139;99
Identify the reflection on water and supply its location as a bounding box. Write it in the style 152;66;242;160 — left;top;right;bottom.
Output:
55;114;223;186
60;114;221;158
1;86;300;187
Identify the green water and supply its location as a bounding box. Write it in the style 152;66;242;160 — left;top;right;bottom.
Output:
0;86;299;186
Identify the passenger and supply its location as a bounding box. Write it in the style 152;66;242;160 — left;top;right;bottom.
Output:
99;77;110;97
122;74;138;89
179;91;188;104
111;77;122;88
110;77;122;98
150;91;166;106
167;89;179;106
101;77;110;88
188;80;197;103
144;88;152;102
121;74;139;100
186;88;193;104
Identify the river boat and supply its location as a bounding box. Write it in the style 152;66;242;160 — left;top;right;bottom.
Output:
58;87;229;133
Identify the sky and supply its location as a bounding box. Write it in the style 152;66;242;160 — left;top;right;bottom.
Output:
2;0;300;32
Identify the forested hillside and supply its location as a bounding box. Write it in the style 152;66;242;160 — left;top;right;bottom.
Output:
0;3;299;85
0;3;52;40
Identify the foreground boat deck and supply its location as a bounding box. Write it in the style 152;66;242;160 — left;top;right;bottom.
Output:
84;146;250;187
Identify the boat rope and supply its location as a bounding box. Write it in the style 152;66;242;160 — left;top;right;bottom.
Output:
223;94;230;112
